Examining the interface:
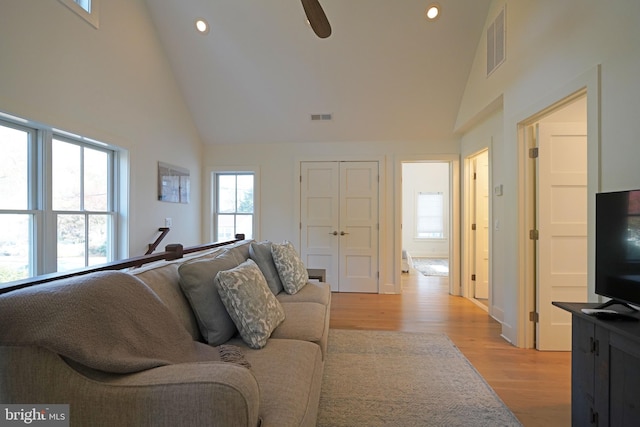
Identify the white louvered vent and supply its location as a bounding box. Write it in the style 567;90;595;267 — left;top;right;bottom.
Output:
310;113;332;121
487;6;506;76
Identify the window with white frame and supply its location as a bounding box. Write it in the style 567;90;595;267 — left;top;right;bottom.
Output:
0;117;118;284
58;0;100;28
416;192;444;239
213;173;254;241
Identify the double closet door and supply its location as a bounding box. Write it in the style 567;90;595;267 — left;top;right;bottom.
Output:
300;161;379;293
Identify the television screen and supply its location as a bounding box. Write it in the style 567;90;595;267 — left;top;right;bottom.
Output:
596;189;640;307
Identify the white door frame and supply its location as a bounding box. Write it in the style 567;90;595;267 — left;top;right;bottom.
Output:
394;154;460;295
463;148;491;311
515;67;600;348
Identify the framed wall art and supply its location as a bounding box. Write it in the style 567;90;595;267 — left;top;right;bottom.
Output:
157;162;190;204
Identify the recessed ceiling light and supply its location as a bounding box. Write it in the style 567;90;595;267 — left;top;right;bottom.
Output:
195;18;209;34
425;3;441;21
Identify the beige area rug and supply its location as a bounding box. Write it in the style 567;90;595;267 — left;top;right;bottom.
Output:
317;329;522;427
411;257;449;277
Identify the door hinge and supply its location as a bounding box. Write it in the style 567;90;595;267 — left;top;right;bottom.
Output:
530;311;539;322
471;223;477;231
473;172;477;180
529;147;539;158
471;274;476;281
529;229;539;240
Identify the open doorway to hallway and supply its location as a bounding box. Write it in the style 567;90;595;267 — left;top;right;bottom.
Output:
465;150;490;310
401;162;451;284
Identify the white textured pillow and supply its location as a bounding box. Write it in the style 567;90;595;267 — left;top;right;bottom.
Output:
216;259;285;349
271;241;309;295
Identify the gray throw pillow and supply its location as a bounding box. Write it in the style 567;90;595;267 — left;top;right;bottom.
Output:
178;250;240;346
271;241;309;295
249;241;284;295
216;259;285;349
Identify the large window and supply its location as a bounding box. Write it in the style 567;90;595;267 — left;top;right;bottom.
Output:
416;192;445;239
214;173;254;241
0;118;118;283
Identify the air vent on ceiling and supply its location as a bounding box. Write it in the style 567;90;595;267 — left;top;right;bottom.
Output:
487;5;506;77
310;113;332;121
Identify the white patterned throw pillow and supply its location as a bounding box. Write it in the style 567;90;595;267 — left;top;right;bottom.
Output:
216;259;285;349
271;241;309;295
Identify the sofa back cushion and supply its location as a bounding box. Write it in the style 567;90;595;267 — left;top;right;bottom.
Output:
226;240;253;264
131;262;202;340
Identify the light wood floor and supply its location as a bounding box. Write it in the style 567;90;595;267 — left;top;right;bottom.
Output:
329;271;571;427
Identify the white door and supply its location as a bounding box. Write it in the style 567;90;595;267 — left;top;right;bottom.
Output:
536;122;588;351
339;162;379;292
474;151;490;300
300;162;340;290
300;161;379;293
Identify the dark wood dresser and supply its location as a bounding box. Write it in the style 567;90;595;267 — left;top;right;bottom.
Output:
554;302;640;426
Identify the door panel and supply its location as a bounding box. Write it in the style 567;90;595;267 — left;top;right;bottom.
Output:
300;162;339;291
537;122;588;351
300;161;379;293
339;162;379;292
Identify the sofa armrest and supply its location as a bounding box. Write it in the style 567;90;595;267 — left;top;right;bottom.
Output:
0;346;261;427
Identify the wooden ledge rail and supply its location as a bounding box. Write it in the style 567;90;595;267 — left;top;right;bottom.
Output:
146;227;171;255
0;234;246;295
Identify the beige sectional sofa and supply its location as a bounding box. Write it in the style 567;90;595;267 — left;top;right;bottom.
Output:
0;239;331;427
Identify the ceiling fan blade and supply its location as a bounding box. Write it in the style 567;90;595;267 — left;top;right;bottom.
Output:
301;0;331;39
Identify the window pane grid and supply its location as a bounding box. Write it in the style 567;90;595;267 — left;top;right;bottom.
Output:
0;122;33;210
0;118;117;283
416;192;444;239
0;213;33;282
215;173;254;241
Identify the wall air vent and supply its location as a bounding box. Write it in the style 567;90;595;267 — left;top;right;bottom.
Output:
310;113;332;121
487;5;506;77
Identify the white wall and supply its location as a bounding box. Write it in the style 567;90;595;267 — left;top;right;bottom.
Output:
402;163;450;258
0;0;203;255
457;0;640;345
204;139;459;293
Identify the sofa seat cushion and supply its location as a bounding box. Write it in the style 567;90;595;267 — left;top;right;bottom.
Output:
276;282;331;306
272;303;327;343
226;338;324;427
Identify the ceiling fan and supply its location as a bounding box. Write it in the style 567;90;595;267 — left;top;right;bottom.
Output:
301;0;331;38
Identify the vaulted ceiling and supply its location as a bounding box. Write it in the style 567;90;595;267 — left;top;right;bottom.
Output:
145;0;492;145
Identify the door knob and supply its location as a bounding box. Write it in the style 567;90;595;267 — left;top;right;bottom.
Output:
340;231;349;236
329;231;338;236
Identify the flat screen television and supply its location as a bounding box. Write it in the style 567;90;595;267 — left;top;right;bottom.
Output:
596;189;640;309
